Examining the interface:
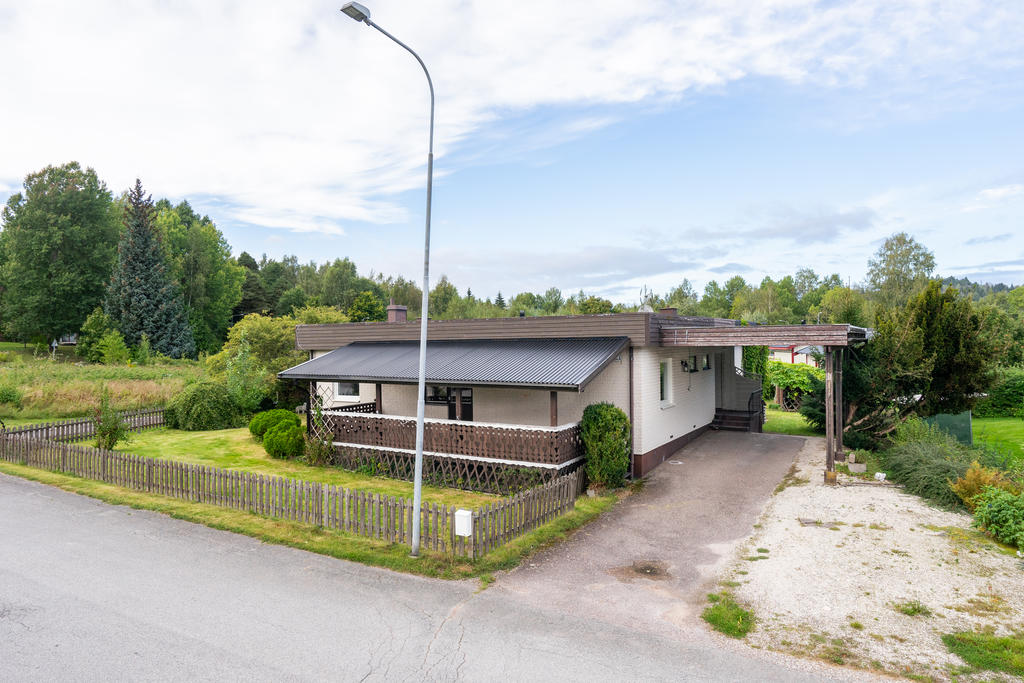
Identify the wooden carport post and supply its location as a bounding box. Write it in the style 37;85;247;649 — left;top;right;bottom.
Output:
824;347;836;483
834;348;844;462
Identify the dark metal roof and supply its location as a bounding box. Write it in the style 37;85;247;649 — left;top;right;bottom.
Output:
278;337;630;391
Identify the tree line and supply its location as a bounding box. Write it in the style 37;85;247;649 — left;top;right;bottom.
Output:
2;162;1022;370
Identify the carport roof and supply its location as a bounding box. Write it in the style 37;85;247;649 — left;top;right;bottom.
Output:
277;337;630;391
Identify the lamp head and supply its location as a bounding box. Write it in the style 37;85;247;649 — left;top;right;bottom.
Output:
340;2;371;23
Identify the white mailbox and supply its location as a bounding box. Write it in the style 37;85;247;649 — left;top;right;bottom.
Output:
454;508;473;537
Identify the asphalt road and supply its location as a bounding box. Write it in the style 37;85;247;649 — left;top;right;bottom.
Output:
1;464;877;681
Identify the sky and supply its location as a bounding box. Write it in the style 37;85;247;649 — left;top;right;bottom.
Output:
1;0;1022;304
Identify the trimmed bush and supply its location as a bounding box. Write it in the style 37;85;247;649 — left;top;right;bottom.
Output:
974;367;1024;418
249;409;300;441
263;422;305;459
950;461;1021;512
165;381;240;431
972;487;1024;550
581;402;631;488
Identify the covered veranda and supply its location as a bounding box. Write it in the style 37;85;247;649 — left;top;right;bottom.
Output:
277;336;630;490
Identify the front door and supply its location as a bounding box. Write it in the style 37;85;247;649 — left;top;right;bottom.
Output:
714;351;725;409
447;388;473;421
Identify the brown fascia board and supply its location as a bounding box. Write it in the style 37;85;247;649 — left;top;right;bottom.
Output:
295;312;753;351
659;324;868;347
296;312;659;350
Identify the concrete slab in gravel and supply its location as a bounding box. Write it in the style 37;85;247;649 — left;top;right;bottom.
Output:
494;430;807;638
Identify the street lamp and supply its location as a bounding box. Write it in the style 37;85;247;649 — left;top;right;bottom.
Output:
341;2;434;558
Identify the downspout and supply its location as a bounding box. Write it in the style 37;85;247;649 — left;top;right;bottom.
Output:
628;346;635;476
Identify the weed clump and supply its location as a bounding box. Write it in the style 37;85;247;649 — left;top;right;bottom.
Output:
893;600;932;617
702;592;754;638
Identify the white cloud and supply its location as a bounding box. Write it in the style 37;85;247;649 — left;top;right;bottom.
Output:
979;184;1024;201
962;183;1024;211
0;0;1021;235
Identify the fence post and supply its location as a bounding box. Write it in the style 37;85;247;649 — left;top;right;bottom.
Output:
321;483;328;528
146;459;153;492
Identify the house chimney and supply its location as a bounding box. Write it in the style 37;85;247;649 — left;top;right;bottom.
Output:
386;298;407;323
659;307;677;316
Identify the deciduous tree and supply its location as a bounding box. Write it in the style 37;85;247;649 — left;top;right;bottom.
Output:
866;232;935;309
0;162;119;341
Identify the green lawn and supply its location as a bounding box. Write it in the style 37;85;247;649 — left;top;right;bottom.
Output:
111;426;497;508
763;405;823;437
973;417;1024;463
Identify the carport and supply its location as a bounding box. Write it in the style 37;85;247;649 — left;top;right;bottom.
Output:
661;323;868;474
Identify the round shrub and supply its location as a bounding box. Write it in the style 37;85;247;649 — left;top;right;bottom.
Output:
581;402;631;488
263;422;305;459
249;409;300;441
165;381;240;431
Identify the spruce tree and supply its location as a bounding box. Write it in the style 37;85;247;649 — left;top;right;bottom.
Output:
105;180;196;358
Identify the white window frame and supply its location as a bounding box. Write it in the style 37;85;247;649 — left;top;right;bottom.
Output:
659;360;674;408
334;381;360;403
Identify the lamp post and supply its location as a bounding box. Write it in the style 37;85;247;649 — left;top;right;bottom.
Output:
340;2;433;557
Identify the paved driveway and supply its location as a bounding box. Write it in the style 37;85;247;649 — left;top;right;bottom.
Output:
495;430;807;638
1;433;882;681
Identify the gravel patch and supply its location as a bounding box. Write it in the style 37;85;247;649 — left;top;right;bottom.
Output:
718;436;1024;681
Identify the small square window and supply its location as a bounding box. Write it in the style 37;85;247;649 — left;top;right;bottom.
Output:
425;385;449;404
336;381;359;398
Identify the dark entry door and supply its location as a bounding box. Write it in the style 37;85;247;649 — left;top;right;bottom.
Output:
447;388;473;421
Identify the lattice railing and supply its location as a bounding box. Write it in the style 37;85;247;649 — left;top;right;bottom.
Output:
334;402;377;413
325;412;582;466
308;382;336;443
331;444;582;495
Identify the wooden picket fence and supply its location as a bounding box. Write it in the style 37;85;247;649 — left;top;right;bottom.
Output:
3;408;165;442
0;425;583;559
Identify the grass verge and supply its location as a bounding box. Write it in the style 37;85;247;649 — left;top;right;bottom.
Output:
702;592;755;638
0;460;616;579
941;631;1024;677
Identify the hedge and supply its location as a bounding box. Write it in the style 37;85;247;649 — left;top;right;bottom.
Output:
581;402;631;488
